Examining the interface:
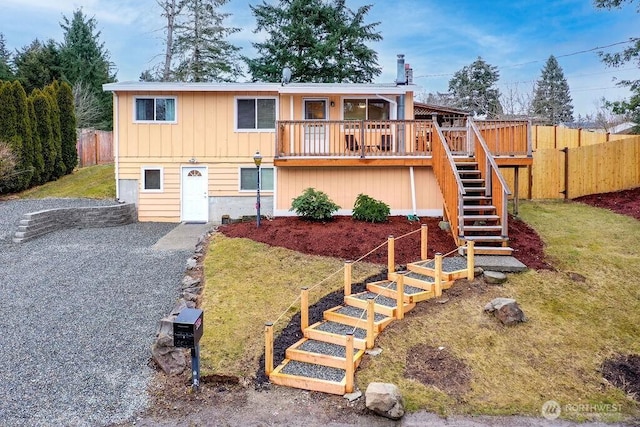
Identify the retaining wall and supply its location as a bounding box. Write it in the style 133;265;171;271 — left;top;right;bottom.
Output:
13;203;137;243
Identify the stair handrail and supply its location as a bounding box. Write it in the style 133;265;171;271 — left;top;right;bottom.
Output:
468;118;512;237
432;122;466;244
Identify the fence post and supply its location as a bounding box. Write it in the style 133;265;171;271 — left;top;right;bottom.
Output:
467;241;475;280
396;272;405;320
420;224;428;260
344;261;352;296
387;235;395;275
561;147;569;200
94;130;99;166
345;332;354;393
265;322;274;375
301;287;309;332
366;296;375;349
434;253;443;297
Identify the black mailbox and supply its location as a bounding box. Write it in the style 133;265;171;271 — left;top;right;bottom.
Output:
173;308;203;349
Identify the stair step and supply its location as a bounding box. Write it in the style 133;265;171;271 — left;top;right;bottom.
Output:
463;235;508;242
463;225;503;232
455;161;478;168
457;169;481;176
463;195;492;201
408;256;469;282
462;186;486;193
345;291;416;318
460;246;514;256
324;305;394;332
286;338;364;369
463;214;499;222
270;359;346;395
305;321;371;350
366;280;434;303
461;178;485;185
463;204;496;211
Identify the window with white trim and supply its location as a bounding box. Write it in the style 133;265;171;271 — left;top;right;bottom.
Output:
343;98;390;120
236;97;276;130
240;167;274;191
135;97;176;122
142;167;163;191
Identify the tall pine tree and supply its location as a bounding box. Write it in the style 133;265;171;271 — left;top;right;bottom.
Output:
246;0;381;83
13;39;64;94
448;57;502;118
531;55;574;125
0;33;14;81
172;0;243;82
59;8;116;129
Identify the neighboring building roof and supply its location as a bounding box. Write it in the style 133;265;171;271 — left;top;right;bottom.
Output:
609;121;638;134
413;102;469;116
103;81;414;95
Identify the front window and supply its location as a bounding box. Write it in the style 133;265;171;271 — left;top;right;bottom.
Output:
135;97;176;122
240;167;274;191
142;167;163;191
343;98;390;120
236;98;276;130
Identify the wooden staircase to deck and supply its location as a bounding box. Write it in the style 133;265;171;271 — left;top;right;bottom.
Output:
267;255;472;395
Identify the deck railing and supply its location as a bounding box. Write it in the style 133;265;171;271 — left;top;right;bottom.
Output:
469;119;512;237
431;122;466;244
275;119;434;158
474;120;531;156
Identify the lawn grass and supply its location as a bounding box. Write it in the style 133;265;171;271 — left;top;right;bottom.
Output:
16;164;115;199
356;200;640;422
199;234;382;378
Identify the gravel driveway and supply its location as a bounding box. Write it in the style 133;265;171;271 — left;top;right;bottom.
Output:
0;199;192;426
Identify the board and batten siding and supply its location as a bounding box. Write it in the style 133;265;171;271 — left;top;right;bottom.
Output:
275;167;443;216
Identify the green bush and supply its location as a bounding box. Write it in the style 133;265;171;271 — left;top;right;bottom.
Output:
290;187;340;221
352;193;390;223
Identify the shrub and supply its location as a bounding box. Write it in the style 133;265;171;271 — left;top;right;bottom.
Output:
290;187;340;221
352;193;390;223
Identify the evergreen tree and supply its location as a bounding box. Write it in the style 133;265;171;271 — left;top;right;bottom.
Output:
44;82;65;178
246;0;382;83
156;0;186;81
531;55;574;124
172;0;243;82
57;81;78;173
14;39;64;93
28;95;44;185
0;82;19;192
448;57;502;118
31;89;56;183
595;0;640;133
0;33;14;81
59;8;116;129
11;81;34;189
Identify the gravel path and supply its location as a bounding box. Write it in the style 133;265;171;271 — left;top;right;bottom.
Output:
0;198;191;426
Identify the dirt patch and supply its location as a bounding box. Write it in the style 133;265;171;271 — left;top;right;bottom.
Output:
574;187;640;221
405;345;472;398
602;354;640;402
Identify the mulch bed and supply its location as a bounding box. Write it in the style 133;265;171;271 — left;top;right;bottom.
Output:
602;354;640;402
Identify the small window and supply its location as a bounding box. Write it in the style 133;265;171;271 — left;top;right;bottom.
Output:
240;167;274;191
135;97;176;122
236;98;276;130
142;167;163;191
343;98;390;121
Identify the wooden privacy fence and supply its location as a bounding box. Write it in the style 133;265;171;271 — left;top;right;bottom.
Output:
500;126;640;200
76;129;114;167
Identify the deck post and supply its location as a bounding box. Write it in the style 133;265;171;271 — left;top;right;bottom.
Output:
366;296;375;349
345;332;354;393
387;235;395;276
301;287;309;331
344;261;352;296
265;322;274;375
420;224;428;260
396;272;405;320
435;253;443;297
467;241;475;280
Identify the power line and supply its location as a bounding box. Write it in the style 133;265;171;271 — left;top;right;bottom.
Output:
413;38;639;80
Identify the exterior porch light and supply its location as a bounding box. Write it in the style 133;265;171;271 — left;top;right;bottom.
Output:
253;151;262;227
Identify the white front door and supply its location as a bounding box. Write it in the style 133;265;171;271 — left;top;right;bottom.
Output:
181;166;208;222
303;99;328;154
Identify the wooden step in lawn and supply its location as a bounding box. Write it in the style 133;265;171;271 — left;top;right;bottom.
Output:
344;291;417;317
304;321;371;350
270;359;349;395
286;338;365;369
365;280;434;303
408;256;469;281
324;305;394;332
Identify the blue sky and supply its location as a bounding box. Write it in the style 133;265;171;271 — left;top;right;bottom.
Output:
1;0;637;116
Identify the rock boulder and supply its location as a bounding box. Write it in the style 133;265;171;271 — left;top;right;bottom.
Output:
365;382;405;420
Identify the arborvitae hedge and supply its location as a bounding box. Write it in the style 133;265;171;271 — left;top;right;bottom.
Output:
31;89;56;183
44;82;65;178
28;96;44;186
11;81;34;189
57;81;77;173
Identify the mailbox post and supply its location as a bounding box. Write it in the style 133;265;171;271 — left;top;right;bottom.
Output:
173;308;204;390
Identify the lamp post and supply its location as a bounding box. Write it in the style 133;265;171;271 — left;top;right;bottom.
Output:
253;151;262;227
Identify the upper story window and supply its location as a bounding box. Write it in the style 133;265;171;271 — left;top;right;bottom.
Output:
236;97;276;131
343;98;390;121
135;97;176;122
